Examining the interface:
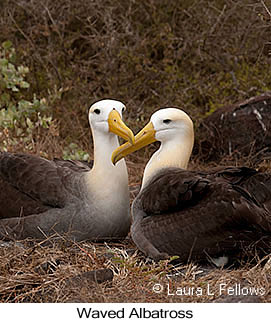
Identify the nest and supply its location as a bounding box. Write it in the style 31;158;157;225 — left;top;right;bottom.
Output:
0;236;270;303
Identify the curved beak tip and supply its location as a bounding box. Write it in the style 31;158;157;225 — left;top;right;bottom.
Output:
108;110;135;144
111;154;119;166
129;133;135;145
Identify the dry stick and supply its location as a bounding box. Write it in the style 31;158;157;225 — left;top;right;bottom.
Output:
261;0;271;18
12;277;61;302
72;240;95;263
7;11;35;48
7;11;44;68
209;4;227;35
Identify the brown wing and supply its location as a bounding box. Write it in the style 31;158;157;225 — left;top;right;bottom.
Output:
140;168;210;215
0;152;87;219
132;167;271;261
240;172;271;211
210;166;257;184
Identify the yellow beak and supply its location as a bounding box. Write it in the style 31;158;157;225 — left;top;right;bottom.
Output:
108;110;135;145
111;121;156;165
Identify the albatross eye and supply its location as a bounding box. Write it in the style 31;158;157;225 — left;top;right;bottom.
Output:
163;119;171;124
94;109;100;115
122;107;125;113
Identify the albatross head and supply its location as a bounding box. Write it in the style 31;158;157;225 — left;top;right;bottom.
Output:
144;108;194;144
89;99;134;144
111;108;194;186
112;108;194;164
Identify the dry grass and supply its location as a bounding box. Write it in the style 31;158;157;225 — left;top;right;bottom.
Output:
1;234;270;303
0;157;270;303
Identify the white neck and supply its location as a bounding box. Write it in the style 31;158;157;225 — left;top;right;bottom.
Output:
141;130;194;189
85;128;128;199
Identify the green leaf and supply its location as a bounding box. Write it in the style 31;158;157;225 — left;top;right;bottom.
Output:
26;117;33;129
0;58;8;67
2;40;12;50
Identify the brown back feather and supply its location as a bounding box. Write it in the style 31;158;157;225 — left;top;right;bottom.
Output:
0;153;91;218
132;166;271;261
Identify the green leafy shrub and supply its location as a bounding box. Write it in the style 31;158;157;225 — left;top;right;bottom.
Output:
0;40;52;150
0;40;90;160
62;142;90;161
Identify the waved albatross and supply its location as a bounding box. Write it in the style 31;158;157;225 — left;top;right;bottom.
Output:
0;99;134;241
112;108;271;262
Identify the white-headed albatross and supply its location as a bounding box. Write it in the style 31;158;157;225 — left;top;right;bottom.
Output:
112;108;271;262
0;99;134;241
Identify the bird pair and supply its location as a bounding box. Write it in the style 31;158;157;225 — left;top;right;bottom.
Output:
1;99;271;263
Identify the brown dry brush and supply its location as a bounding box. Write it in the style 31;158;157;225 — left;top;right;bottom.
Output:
0;237;270;303
0;0;271;152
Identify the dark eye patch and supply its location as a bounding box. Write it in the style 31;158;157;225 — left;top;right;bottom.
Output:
94;109;100;115
163;119;171;124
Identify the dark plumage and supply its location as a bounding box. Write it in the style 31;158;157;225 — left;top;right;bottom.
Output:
0;153;88;220
132;166;271;262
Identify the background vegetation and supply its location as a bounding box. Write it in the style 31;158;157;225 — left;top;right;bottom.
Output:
0;0;271;159
0;0;271;303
